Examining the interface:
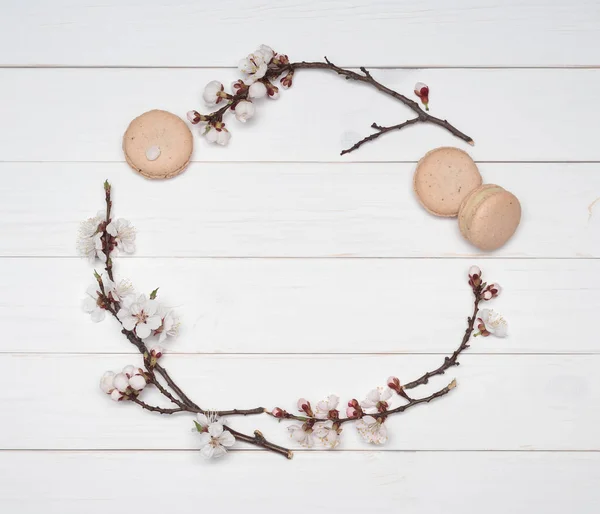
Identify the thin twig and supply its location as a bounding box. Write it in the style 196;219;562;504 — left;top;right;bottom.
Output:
225;426;293;459
131;397;189;415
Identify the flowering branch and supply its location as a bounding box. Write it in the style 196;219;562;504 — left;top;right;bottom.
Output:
187;46;473;155
80;184;507;460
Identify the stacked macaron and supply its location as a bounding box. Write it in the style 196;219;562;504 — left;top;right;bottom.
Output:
413;147;521;251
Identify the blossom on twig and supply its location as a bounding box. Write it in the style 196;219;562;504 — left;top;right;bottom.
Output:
117;294;162;339
360;387;393;413
233;100;255;123
195;413;236;459
106;218;136;255
475;308;508;337
414;82;429;110
355;415;388;444
203;80;226;106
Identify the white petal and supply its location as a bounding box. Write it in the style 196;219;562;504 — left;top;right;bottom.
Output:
122;365;135;377
197;433;211;446
367;389;381;404
113;373;129;393
129;375;146;391
146;315;162;330
218;431;235;447
144;300;158;316
106;222;117;236
82;296;97;313
110;389;123;402
90;308;106;323
200;444;215;459
135;322;152;339
380;388;393;401
211;445;227;458
208;423;223;438
196;413;209;427
121;316;137;331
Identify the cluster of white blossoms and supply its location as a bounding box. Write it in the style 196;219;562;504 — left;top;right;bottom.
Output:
187;45;293;146
100;364;150;401
77;212;136;263
194;413;236;459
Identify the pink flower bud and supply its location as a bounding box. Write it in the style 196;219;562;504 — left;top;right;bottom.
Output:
297;398;313;416
346;406;358;418
482;283;501;300
150;345;163;359
271;407;285;418
110;389;124;402
187;110;201;124
265;80;280;100
468;265;482;288
280;71;294;89
387;376;401;393
414;82;429;110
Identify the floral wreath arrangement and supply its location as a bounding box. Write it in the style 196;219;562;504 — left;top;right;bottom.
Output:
185;44;474;153
80;180;507;460
80;46;508;461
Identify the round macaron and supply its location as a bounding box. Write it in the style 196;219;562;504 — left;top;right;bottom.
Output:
458;184;521;251
123;110;193;179
413;147;482;217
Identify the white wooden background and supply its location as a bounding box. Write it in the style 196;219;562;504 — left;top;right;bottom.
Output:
1;1;600;512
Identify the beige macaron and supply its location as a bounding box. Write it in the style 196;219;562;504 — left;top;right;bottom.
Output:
413;147;482;217
123;110;193;179
458;184;521;251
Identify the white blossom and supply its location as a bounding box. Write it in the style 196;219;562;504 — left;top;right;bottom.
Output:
100;371;116;394
195;414;235;459
239;53;268;83
355;415;387;445
117;294;161;339
203;80;225;106
313;420;341;449
234;100;255;123
77;211;104;262
129;374;146;391
315;394;339;419
82;284;106;322
155;307;180;344
288;424;315;448
248;81;267;99
106;218;136;254
205;125;231;146
360;387;393;413
255;44;274;64
477;309;508;337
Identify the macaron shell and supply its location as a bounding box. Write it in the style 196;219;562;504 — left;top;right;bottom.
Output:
123;110;193;179
463;189;521;251
458;184;505;239
413;147;482;217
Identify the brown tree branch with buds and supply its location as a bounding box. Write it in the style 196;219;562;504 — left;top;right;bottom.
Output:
188;52;473;155
88;183;498;459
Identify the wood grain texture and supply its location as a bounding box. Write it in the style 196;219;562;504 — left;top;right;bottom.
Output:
1;452;598;514
1;68;600;162
1;1;598;67
2;163;600;258
3;258;598;354
2;354;597;450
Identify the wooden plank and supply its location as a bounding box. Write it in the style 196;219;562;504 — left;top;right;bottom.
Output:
2;163;600;258
1;451;598;513
1;1;598;67
1;68;599;162
1;354;598;450
2;258;599;354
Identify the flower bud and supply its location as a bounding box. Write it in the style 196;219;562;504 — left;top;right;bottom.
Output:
265;81;279;100
233;100;255;123
482;283;501;300
187;110;201;124
346;406;358;418
271;407;285;418
150;345;163;359
414;82;429;110
231;79;247;94
203;80;225;106
387;376;401;393
248;81;267;99
122;365;135;378
297;398;313;416
110;389;124;402
280;71;294;89
113;372;130;393
100;371;115;394
129;374;147;391
468;265;482;288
